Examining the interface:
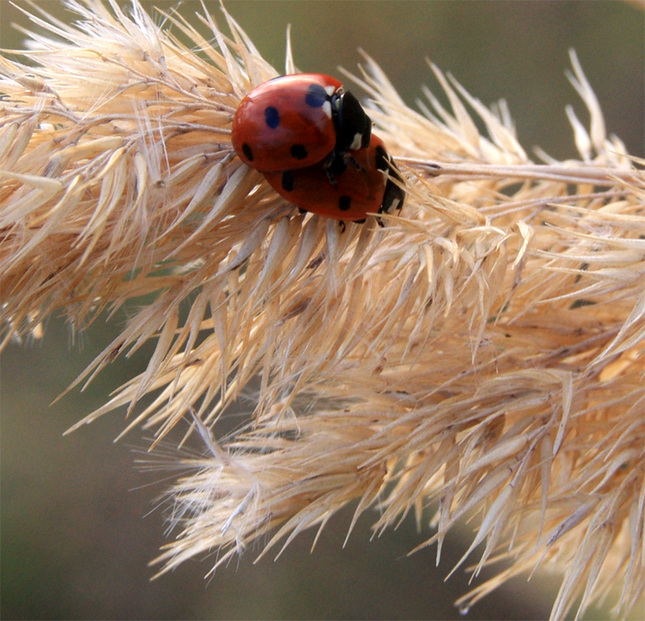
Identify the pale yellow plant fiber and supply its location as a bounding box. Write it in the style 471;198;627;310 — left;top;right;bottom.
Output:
1;1;643;619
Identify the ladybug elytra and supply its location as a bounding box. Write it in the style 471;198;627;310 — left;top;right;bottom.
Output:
262;135;404;222
231;73;371;173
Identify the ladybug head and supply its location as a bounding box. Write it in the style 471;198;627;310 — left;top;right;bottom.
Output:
374;144;405;216
333;90;372;154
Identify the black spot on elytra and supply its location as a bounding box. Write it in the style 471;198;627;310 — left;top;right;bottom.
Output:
242;143;254;162
264;106;280;128
281;171;295;192
290;144;308;160
338;196;351;211
305;83;328;108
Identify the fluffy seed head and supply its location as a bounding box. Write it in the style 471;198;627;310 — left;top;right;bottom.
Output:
1;2;643;619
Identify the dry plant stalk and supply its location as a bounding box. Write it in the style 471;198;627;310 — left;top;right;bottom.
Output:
1;1;643;618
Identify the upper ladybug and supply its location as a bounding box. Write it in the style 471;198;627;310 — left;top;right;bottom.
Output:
231;73;372;172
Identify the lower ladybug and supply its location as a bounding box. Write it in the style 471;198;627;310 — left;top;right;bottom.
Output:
231;73;372;173
262;135;405;223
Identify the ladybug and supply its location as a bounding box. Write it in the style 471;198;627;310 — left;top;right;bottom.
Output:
262;135;405;222
231;73;372;172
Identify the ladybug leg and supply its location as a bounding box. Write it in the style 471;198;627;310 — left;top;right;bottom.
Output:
323;152;348;188
345;154;363;171
324;166;337;188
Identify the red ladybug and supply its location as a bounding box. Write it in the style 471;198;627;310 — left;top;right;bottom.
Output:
262;135;405;222
231;73;372;172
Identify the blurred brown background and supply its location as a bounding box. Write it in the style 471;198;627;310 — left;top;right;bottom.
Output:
1;1;643;619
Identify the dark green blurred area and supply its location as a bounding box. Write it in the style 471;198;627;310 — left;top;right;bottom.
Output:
1;1;642;619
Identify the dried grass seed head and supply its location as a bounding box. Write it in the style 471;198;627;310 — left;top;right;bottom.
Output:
1;2;644;620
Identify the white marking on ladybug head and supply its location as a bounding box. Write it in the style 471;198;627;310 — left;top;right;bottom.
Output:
322;101;332;119
349;132;363;151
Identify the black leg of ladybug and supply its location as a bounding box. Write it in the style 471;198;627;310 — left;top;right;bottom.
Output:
338;220;346;233
324;166;337;189
345;154;363;171
323;152;348;188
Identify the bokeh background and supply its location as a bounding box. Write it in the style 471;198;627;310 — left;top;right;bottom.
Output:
1;1;643;619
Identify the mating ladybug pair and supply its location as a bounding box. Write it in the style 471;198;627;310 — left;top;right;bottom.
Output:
232;73;405;222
